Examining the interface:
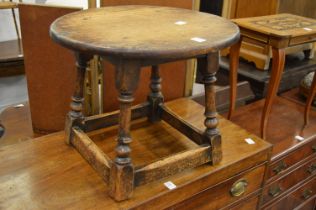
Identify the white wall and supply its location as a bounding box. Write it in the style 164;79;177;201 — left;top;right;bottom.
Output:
0;0;89;42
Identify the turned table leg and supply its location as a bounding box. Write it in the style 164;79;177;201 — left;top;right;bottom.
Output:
228;39;242;120
65;53;92;145
199;52;222;165
148;65;164;122
109;60;141;201
304;71;316;125
261;48;285;139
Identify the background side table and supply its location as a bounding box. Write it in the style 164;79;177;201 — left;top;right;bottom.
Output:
228;14;316;139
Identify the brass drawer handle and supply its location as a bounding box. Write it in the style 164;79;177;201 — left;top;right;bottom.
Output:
307;163;316;174
302;189;313;200
269;185;282;197
230;179;248;197
273;161;288;175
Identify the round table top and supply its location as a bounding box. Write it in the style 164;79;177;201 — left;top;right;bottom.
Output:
50;5;239;60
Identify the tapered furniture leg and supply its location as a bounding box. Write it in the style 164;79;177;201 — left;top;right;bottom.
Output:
261;48;285;139
109;61;141;201
65;53;91;144
148;65;164;122
304;72;316;125
199;52;222;164
228;39;242;120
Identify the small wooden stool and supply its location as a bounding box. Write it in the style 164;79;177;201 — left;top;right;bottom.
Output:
50;5;239;201
228;13;316;139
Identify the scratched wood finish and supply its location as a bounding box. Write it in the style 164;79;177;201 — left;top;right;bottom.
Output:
50;6;239;60
0;98;272;209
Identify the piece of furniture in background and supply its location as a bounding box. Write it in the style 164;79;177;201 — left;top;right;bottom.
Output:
0;0;23;75
19;3;81;133
222;0;316;70
228;14;316;139
0;98;272;209
50;5;239;201
0;0;21;39
220;52;316;99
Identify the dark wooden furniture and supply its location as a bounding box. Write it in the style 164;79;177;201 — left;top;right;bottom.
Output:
229;95;316;210
0;98;272;209
221;52;316;99
228;14;316;139
50;5;239;201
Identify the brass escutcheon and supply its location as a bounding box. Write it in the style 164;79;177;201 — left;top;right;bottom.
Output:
307;163;316;174
302;189;313;200
230;179;248;197
273;161;288;175
269;185;282;197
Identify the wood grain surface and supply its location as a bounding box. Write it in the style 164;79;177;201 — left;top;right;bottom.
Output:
229;96;316;159
50;5;239;60
0;98;271;209
233;13;316;38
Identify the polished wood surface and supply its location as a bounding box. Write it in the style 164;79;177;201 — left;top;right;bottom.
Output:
50;6;239;60
0;98;271;209
260;48;285;139
0;103;37;147
230;96;316;158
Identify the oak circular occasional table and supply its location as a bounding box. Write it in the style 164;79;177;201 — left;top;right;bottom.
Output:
50;5;239;201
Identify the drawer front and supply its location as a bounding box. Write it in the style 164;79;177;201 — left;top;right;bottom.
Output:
263;177;316;210
263;157;316;205
171;165;265;210
290;34;316;46
228;194;259;210
267;138;316;180
294;196;315;210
